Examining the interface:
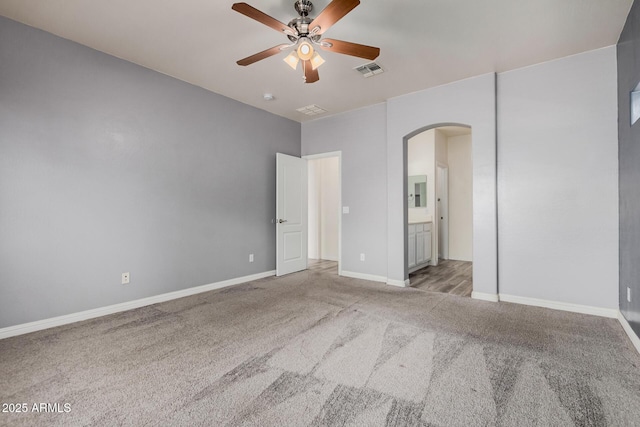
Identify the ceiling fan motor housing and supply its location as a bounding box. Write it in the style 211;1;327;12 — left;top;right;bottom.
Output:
287;17;312;41
288;0;320;42
294;0;313;17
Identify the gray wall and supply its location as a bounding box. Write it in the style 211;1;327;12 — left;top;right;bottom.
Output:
498;47;619;309
618;0;640;335
0;17;300;328
302;104;388;278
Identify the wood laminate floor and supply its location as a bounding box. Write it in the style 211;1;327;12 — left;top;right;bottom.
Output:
309;259;472;298
410;259;473;297
308;258;338;272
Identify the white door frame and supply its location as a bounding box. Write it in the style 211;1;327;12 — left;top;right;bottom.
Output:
302;151;342;276
436;163;449;260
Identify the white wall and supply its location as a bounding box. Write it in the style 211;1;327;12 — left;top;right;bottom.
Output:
320;157;339;260
387;74;497;292
308;160;320;259
407;130;433;178
447;134;473;261
497;46;618;309
408;130;434;224
435;130;448;166
302;104;388;279
308;157;339;261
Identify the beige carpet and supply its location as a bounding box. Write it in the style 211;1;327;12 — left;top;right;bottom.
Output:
1;261;640;426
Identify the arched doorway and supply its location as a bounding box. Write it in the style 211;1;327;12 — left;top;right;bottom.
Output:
384;73;497;300
405;124;473;297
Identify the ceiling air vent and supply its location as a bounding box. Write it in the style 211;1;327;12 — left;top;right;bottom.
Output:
296;104;327;116
355;62;384;78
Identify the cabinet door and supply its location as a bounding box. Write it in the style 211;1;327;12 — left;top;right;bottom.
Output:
424;230;432;261
416;231;425;265
408;232;416;268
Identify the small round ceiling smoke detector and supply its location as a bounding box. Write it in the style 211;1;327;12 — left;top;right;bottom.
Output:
263;93;275;101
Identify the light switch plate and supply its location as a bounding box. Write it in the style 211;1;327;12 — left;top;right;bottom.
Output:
342;206;350;214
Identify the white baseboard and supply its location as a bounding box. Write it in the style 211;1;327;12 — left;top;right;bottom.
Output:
499;294;618;318
0;270;275;340
471;291;499;302
340;271;410;287
340;270;387;284
618;311;640;354
387;278;410;287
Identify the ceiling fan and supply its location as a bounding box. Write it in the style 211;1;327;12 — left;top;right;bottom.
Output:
231;0;380;83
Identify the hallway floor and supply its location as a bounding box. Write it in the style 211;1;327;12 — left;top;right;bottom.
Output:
307;258;337;273
409;260;473;297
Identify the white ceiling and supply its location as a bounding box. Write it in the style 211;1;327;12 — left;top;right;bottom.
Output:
0;0;632;122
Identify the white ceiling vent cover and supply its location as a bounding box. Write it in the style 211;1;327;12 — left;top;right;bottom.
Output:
355;62;384;78
296;104;327;116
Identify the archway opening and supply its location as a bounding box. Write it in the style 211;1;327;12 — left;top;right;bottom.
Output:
404;123;473;297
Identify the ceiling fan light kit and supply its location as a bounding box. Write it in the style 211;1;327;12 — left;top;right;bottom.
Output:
310;52;325;70
297;39;314;61
283;51;300;70
232;0;380;83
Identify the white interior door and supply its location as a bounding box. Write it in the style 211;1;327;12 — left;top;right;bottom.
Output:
276;153;308;276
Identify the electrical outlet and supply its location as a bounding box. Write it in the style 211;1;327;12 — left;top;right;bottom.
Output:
249;254;254;263
122;272;130;285
628;287;632;302
360;253;365;261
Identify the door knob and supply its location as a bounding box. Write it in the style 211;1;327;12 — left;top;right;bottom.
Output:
278;219;288;223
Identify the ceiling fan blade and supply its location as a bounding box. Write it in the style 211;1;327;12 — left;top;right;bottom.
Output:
319;39;380;60
303;60;319;83
309;0;360;35
232;3;296;36
237;44;290;66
